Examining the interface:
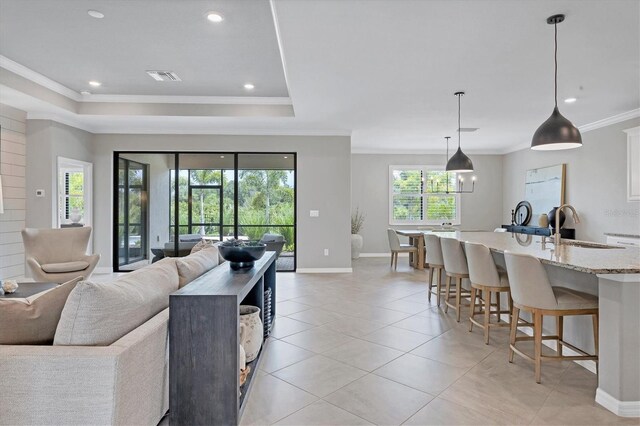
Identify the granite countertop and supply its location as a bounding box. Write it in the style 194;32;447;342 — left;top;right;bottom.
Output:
604;232;640;239
428;231;640;275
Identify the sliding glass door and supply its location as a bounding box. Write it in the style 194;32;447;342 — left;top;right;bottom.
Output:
114;152;296;272
117;158;148;268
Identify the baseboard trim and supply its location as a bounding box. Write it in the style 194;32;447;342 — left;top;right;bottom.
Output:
499;313;597;374
359;253;409;258
296;268;353;273
93;267;113;274
596;388;640;417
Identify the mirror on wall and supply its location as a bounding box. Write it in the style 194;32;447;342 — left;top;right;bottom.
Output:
57;157;92;229
524;163;566;218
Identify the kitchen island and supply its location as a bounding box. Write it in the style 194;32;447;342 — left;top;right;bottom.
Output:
436;231;640;417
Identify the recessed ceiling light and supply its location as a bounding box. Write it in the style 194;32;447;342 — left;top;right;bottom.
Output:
80;91;91;95
206;12;224;23
564;97;577;103
244;83;255;90
87;10;104;19
220;155;225;158
283;156;288;159
89;81;102;87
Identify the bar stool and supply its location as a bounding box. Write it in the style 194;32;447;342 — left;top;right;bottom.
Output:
504;251;599;383
440;237;472;322
425;234;446;306
387;229;418;270
465;242;513;344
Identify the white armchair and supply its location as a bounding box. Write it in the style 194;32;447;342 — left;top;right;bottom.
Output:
21;227;100;283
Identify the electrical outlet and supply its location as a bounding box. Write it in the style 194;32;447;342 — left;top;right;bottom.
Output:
324;249;329;256
35;189;45;197
310;210;319;217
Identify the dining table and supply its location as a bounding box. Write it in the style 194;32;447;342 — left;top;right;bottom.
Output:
395;229;457;270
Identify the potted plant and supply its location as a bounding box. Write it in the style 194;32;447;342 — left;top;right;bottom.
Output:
351;208;365;260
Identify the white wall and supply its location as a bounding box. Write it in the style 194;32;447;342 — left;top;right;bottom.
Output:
0;104;27;279
92;134;352;271
25;120;93;230
351;153;504;253
502;117;640;243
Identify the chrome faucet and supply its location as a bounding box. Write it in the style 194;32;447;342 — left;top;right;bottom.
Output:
554;204;580;246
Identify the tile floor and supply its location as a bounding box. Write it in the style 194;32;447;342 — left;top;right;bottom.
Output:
240;258;637;426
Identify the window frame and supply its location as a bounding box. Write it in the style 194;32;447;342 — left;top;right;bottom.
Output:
389;165;461;226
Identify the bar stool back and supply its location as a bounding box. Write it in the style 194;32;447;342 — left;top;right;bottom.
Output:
440;237;471;321
465;242;513;344
504;251;599;383
425;234;445;306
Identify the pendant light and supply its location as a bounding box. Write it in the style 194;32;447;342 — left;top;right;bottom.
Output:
531;14;582;150
446;91;474;173
430;136;476;194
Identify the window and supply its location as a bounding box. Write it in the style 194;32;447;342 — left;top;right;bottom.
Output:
389;165;461;225
57;157;92;228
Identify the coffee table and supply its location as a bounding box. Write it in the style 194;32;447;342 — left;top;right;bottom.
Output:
0;282;58;298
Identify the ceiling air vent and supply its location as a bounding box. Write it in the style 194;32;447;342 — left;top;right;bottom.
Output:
146;70;181;82
458;127;479;132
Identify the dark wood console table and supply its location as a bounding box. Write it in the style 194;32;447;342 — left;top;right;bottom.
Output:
169;252;277;425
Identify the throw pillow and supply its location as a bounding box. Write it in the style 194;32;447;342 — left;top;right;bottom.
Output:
176;246;220;288
190;238;216;254
53;257;179;346
0;277;83;345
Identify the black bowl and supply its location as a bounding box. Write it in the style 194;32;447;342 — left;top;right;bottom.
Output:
218;243;267;271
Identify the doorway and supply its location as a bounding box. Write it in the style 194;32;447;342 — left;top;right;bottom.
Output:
117;158;149;269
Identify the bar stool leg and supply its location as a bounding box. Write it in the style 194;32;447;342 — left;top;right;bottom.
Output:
469;286;477;332
483;289;491;344
556;316;563;356
444;275;452;313
495;292;501;323
534;311;543;384
427;267;434;302
592;313;599;373
456;277;462;322
509;306;520;363
508;294;513;325
436;268;442;307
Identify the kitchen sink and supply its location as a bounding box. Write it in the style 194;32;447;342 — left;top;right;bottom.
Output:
559;240;622;249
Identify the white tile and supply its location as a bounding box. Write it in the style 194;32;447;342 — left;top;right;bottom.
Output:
240;374;317;425
323;338;403;371
274;400;373;425
324;374;433;425
259;339;315;373
272;355;366;397
281;327;354;353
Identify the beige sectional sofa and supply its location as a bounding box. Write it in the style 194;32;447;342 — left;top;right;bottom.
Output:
0;247;220;426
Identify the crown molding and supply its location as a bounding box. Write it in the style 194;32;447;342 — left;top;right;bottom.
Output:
269;0;294;114
82;94;292;105
499;108;640;155
351;147;505;155
26;112;95;133
89;126;351;136
0;55;80;101
579;108;640;133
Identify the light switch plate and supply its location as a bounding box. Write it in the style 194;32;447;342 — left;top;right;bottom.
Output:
310;210;319;217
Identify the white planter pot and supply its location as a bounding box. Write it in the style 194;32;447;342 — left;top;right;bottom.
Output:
351;234;363;259
239;305;263;362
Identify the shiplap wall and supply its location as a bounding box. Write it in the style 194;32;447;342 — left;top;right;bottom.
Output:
0;104;27;279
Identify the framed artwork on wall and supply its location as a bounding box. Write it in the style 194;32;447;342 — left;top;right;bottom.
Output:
524;163;566;218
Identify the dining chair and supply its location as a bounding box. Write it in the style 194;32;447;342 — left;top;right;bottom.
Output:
387;229;418;270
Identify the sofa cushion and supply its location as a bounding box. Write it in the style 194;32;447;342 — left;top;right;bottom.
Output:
53;257;179;346
176;247;220;288
41;260;90;273
0;277;83;345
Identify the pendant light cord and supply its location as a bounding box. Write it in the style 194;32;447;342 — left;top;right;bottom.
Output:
554;22;558;108
457;94;461;148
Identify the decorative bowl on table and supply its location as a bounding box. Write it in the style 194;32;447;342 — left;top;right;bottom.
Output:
218;240;267;271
